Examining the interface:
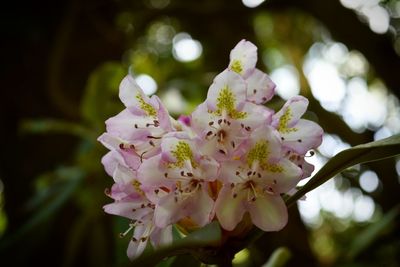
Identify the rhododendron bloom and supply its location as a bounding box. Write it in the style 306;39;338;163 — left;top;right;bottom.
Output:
98;39;323;260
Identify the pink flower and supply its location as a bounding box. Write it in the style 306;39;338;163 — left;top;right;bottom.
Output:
138;133;219;228
214;125;302;231
102;154;172;260
98;39;324;260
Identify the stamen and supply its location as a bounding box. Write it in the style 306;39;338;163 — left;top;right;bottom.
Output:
305;151;315;157
147;135;162;139
119;223;135;238
104;188;111;196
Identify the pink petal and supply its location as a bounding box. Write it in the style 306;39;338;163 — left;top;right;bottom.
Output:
187;189;215;227
150;225;173;248
137;155;174;188
154;193;186;228
127;224;151;260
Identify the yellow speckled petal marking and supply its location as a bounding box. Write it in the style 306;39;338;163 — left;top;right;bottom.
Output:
170;141;196;168
132;180;145;196
136;94;157;118
265;164;283;173
277;107;297;134
230;60;243;74
215;86;246;119
247;141;269;167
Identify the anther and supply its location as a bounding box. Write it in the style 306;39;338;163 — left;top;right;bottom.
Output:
187;172;193;177
253;89;257;94
119;143;125;149
209;121;214;126
164;173;168;178
104;188;111;196
297;139;302;143
231;141;235;148
134;124;138;128
233;193;237;198
219;149;226;154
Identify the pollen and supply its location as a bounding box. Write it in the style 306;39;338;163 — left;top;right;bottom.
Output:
230;59;243;74
247;141;269;167
215;86;247;119
136;94;157;118
132;179;145;195
265;164;283;173
277;108;297;134
170;141;196;168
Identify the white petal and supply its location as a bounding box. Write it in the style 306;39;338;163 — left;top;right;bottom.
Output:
215;186;246;231
247;194;288;231
206;70;246;113
246;69;275;104
281;119;323;154
119;75;151;116
273;96;308;128
229;39;258;77
239;102;273;130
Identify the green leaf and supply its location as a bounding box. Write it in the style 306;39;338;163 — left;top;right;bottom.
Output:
20;119;95;140
346;205;400;260
81;62;126;129
262;247;291;267
286;134;400;206
0;167;83;250
127;221;221;267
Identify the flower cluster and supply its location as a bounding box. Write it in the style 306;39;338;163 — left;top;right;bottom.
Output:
98;40;323;260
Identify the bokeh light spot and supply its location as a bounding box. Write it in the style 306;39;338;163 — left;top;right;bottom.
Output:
173;33;202;62
136;74;158;95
